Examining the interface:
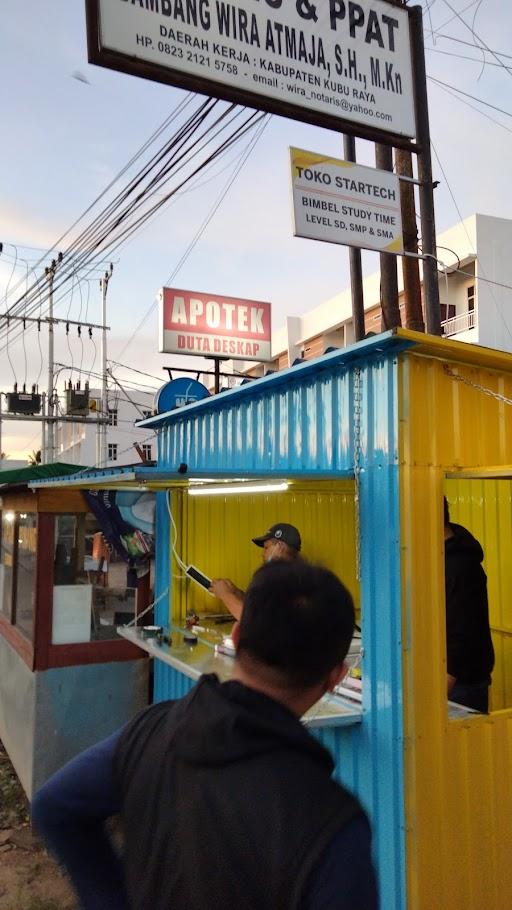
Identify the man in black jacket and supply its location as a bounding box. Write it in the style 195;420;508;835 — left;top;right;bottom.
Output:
33;560;377;910
444;497;495;712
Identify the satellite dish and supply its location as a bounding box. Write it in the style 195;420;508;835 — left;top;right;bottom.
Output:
154;378;210;414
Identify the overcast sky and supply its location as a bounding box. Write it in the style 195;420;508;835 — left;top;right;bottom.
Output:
1;0;511;459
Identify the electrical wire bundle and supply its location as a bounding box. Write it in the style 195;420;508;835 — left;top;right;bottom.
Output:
0;94;269;359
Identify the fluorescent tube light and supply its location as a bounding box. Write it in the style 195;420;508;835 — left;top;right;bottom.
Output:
188;481;289;496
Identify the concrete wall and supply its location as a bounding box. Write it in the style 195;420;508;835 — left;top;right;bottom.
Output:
0;635;36;796
57;387;156;468
32;659;149;796
230;213;512;374
475;214;512;353
0;636;149;799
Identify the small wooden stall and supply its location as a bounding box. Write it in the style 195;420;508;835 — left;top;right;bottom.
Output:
35;330;512;910
0;463;149;798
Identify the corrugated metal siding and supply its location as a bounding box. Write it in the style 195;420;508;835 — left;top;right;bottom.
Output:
157;365;356;475
358;356;404;909
153;660;195;703
446;478;512;711
169;481;359;625
400;354;512;910
153;352;406;910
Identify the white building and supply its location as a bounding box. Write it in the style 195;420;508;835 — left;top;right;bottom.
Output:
230;214;512;376
56;386;155;468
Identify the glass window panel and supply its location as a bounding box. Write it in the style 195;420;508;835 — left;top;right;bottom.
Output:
0;511;15;621
52;513;136;644
14;513;37;640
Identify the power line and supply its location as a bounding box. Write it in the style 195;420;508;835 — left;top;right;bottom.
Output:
1;94;196;307
428;76;512;119
109;361;164;384
438;0;512;79
0;99;267;357
0;95;212;322
423;0;481;40
430;141;512;347
434;32;512;60
426;45;512;71
431;78;512;135
116;112;270;360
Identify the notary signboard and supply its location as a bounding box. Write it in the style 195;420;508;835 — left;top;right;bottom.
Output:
86;0;416;141
290;146;403;254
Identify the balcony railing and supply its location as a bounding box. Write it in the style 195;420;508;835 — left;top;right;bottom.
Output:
441;309;476;337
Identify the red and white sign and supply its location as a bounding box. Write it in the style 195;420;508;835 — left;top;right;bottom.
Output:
159;288;272;362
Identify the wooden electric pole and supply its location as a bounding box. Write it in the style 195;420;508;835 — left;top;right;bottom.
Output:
395;149;425;332
375;144;401;331
343;135;365;342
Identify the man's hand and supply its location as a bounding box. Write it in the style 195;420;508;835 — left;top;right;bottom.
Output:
210;578;237;599
209;579;244;620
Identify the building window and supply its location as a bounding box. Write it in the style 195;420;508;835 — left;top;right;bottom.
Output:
141;410;152;420
440;304;456;322
467;285;475;312
0;511;37;641
1;511;15;622
142;444;152;461
108;444;118;462
108;409;118;427
53;513;135;644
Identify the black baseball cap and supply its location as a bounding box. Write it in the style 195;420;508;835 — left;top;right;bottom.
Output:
252;523;301;552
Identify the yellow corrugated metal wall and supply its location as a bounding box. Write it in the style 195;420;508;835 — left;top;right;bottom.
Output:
446;479;512;711
168;480;359;624
400;353;512;910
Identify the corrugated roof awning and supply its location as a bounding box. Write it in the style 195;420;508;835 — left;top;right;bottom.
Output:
134;327;512;432
0;462;86;488
29;465;353;492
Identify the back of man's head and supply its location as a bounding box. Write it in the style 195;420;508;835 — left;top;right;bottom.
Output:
237;560;355;689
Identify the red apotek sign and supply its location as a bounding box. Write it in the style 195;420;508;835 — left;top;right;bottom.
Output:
159;287;272;362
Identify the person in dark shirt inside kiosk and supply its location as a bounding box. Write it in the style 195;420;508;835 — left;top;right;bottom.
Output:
444;497;495;712
210;522;302;619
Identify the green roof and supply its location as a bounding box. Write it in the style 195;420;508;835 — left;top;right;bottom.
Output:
0;462;87;487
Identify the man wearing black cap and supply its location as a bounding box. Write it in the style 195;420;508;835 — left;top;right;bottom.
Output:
210;522;301;619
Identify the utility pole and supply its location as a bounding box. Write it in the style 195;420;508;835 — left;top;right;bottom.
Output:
41;392;46;463
375;144;401;331
395;149;425;332
410;5;441;335
97;264;113;468
44;254;62;464
343;135;365;342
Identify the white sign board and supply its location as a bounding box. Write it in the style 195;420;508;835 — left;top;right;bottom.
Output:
52;585;93;645
290;146;403;254
90;0;416;139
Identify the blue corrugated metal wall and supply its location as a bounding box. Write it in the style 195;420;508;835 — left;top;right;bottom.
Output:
157;364;356;474
152;353;405;910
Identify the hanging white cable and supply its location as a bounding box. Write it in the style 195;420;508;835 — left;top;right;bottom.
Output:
166;490;188;573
